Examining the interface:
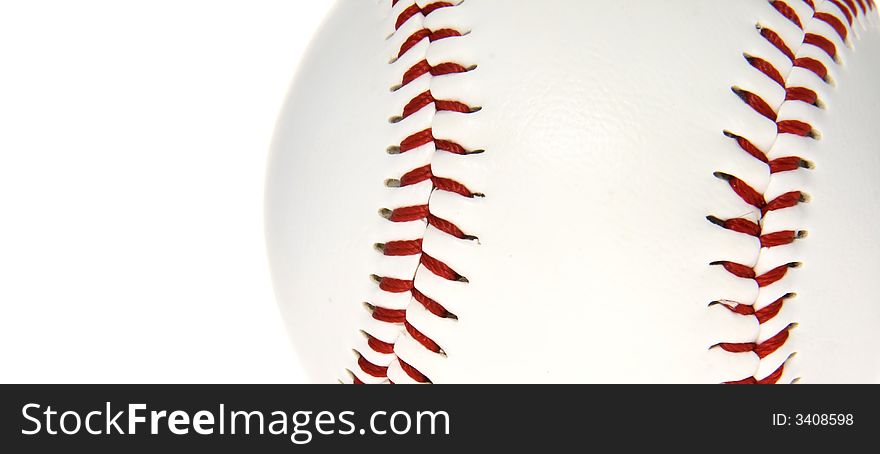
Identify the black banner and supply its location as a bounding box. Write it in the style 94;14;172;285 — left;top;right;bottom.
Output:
1;385;875;451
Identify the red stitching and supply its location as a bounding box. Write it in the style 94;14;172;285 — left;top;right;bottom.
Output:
397;90;474;120
760;28;796;60
771;0;804;28
733;87;777;120
829;0;854;24
707;216;806;248
405;321;443;354
711;293;794;324
714;0;865;384
399;358;432;383
358;355;389;378
397;128;474;155
400;60;471;87
372;305;407;322
381;239;423;256
394;2;453;31
412;287;456;319
804;33;837;59
351;0;476;384
420;252;464;281
367;334;396;355
746;55;786;86
398;28;461;57
785;86;818;105
794;57;829;81
814;12;848;41
713;324;795;358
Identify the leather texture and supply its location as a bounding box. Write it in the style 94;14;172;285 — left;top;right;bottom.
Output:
265;0;880;383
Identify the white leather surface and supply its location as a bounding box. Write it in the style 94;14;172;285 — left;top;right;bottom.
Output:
265;0;880;383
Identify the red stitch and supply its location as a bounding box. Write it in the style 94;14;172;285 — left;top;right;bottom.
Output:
756;263;799;287
373;305;408;323
707;215;762;237
400;91;435;118
746;55;785;86
755;295;791;324
382;239;423;256
421;2;453;16
399;165;433;187
352;375;365;384
405;321;443;353
814;12;849;41
399;90;474;120
716;301;758;317
710;261;798;287
716;326;792;358
803;33;837;59
715;173;766;209
397;164;477;197
421;253;462;281
401;60;469;87
712;261;756;280
398;128;472;155
434;137;470;155
398;358;432;383
398;28;461;58
716;342;758;354
733;87;777;120
785;86;818;105
777;119;814;137
712;293;792;324
394;2;453;31
763;191;806;214
708;216;802;247
433;175;477;197
401;60;432;86
802;0;816;11
829;0;854;24
428;214;469;239
794;57;828;81
842;0;859;16
754;326;791;358
358;355;389;378
760;27;796;60
387;205;430;222
769;156;809;173
412;288;454;319
378;277;415;294
771;1;803;28
399;129;435;153
760;230;801;248
856;0;868;14
367;334;396;354
724;131;768;163
395;4;422;30
399;29;431;57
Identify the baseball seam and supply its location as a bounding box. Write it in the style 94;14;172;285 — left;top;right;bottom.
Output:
347;0;479;384
709;0;875;384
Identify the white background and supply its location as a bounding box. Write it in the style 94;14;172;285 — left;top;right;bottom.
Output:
0;0;334;383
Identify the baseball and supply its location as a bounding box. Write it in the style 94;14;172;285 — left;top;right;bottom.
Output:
265;0;880;383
